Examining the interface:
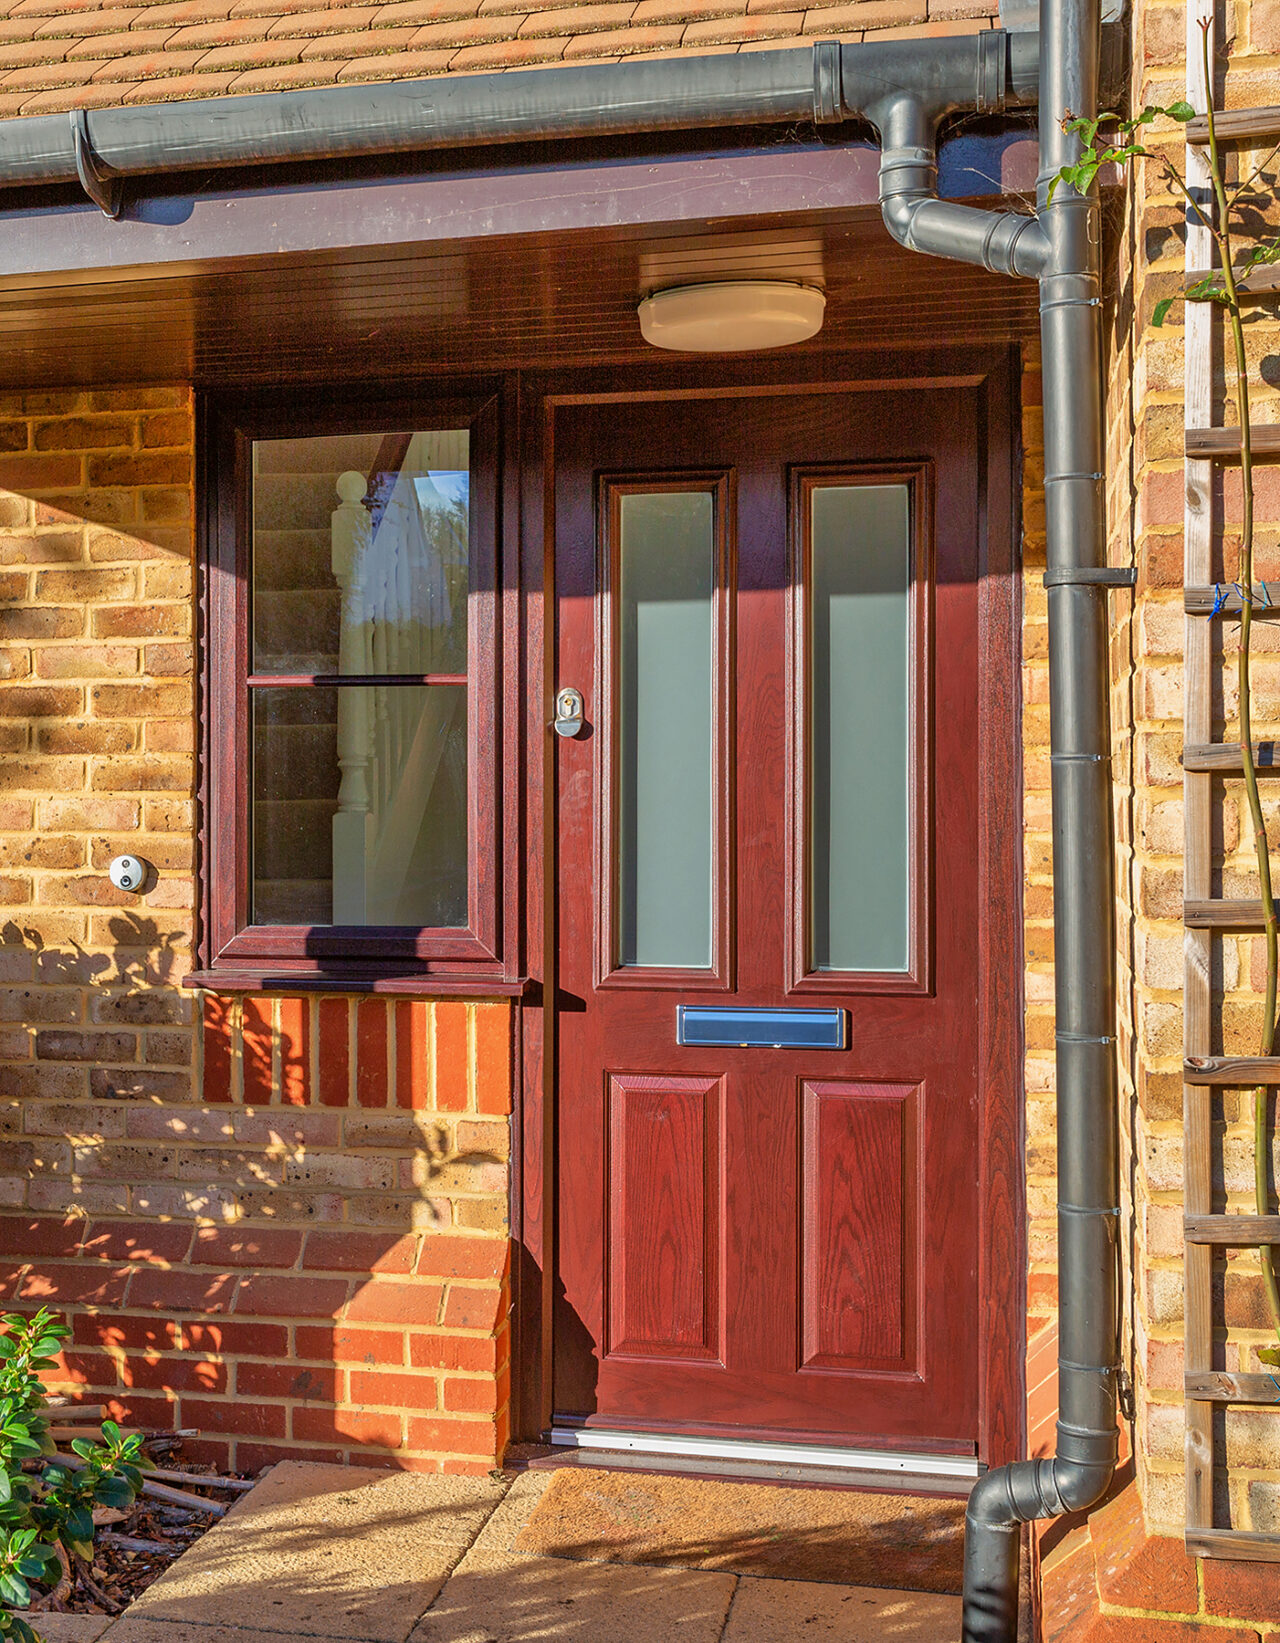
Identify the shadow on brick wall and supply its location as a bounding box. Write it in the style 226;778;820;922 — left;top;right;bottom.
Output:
1;981;515;1479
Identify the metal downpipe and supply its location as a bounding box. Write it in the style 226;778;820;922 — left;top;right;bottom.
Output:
868;0;1120;1633
961;0;1121;1627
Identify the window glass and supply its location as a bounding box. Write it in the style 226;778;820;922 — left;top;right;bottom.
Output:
616;490;715;969
252;430;470;676
809;483;912;973
248;426;471;929
251;684;467;927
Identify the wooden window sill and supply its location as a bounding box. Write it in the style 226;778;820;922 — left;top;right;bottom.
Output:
184;969;530;998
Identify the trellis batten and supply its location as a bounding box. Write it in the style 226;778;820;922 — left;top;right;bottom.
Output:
1180;28;1280;1552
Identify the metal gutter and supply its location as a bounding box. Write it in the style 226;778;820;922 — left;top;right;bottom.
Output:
0;23;1113;1641
0;36;1037;215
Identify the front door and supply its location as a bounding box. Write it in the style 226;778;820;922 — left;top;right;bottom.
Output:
553;382;985;1456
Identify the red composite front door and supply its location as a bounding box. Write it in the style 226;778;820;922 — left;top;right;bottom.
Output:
553;383;983;1457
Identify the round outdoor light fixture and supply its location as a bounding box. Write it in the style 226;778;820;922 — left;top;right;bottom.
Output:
637;281;826;353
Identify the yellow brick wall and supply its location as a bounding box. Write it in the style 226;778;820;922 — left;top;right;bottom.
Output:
1124;0;1280;1542
0;389;513;1475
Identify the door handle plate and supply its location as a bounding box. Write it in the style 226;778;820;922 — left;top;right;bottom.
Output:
554;687;585;738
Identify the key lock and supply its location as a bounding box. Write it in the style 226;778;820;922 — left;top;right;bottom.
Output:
553;687;585;739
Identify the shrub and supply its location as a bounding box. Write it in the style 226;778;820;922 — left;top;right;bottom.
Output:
0;1308;148;1643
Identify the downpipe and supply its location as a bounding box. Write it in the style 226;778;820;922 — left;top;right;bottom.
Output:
871;0;1122;1638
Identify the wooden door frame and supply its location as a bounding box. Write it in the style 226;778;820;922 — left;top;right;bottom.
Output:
511;344;1026;1469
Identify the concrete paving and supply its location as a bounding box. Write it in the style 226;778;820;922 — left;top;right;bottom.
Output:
33;1462;962;1643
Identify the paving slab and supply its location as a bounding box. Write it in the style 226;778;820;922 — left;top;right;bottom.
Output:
722;1574;962;1642
514;1467;965;1593
468;1470;554;1555
127;1462;510;1643
24;1617;113;1643
102;1623;332;1643
408;1547;737;1643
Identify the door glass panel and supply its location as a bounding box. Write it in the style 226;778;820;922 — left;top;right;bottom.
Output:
809;483;911;973
617;490;715;969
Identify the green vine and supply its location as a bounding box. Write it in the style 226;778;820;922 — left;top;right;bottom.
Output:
1056;19;1280;1368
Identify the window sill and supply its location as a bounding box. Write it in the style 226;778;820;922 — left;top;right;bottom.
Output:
184;968;530;998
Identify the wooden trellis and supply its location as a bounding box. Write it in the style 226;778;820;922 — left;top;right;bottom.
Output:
1181;0;1280;1561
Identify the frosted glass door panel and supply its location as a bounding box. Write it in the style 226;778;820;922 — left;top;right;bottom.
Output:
810;483;912;973
617;491;715;969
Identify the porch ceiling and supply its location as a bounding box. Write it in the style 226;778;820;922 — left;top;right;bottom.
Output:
0;129;1040;387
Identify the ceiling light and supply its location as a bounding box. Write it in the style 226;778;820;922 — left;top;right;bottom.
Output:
637;281;826;353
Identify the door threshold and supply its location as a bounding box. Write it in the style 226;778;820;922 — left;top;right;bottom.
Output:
539;1426;981;1495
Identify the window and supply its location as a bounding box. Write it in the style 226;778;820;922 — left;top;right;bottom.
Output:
202;394;501;979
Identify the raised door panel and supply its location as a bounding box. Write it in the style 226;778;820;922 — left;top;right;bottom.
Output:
606;1072;722;1362
800;1079;920;1375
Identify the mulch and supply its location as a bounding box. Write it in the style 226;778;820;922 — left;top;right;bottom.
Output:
32;1437;252;1621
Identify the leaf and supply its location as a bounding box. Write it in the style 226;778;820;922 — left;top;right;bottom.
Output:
68;1441;95;1461
0;1571;30;1608
64;1506;92;1545
1165;99;1197;122
99;1421;119;1446
9;1618;36;1643
1151;296;1177;328
1257;1345;1280;1365
92;1477;134;1511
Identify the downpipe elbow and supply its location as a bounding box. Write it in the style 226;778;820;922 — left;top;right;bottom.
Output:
878;142;1049;278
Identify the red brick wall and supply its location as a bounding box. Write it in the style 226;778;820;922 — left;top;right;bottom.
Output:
4;996;513;1475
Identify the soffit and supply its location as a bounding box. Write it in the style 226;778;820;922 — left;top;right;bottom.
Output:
0;129;1038;386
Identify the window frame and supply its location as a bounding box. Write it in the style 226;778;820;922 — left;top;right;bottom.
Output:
200;388;503;982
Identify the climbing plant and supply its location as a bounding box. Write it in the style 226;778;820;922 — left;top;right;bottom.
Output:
1056;17;1280;1364
0;1309;149;1643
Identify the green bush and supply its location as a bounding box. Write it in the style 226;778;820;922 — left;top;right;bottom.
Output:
0;1308;148;1643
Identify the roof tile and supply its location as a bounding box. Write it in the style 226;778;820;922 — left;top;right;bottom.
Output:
334;43;453;75
18;77;143;107
685;9;797;37
561;20;682;51
10;0;127;17
268;3;382;33
229;0;378;16
164;15;271;43
631;0;737;20
189;35;302;64
33;8;145;36
519;4;634;38
119;65;236;94
0;55;99;86
135;2;238;26
0;37;67;65
370;0;480;25
66;28;179;57
408;12;519;43
225;54;341;82
449;32;566;62
89;45;209;76
298;23;417;51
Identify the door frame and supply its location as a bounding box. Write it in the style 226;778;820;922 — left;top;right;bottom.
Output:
512;344;1026;1469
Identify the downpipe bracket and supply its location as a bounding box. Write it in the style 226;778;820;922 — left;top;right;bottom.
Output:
1043;566;1136;587
69;108;122;218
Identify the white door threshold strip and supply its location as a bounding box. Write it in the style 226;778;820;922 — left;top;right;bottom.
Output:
549;1426;982;1482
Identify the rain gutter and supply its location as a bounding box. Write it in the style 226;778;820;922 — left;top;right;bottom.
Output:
0;21;1115;1642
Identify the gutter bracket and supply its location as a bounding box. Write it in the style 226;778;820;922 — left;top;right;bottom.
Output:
70;109;122;219
1042;566;1137;587
811;40;843;125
